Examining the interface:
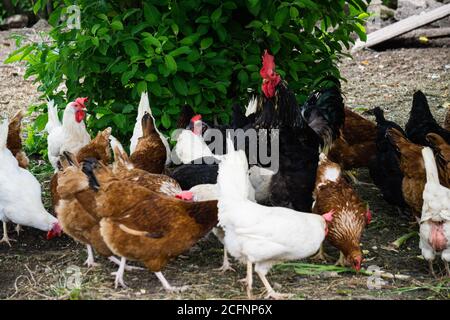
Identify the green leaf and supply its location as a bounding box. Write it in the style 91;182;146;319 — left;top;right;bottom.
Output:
173;76;188;96
161;113;171;129
113;114;127;130
91;37;99;47
246;20;263;29
144;73;158;82
200;38;213;50
121;65;138;85
143;3;161;26
136;81;148;94
123;41;139;57
211;7;222;23
290;6;299;19
274;7;289;28
195;16;210;24
148;82;162;96
164;55;177;73
110;20;124;31
168;46;192;57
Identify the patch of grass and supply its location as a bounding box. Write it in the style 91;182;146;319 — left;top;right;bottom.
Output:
394;279;450;299
275;262;368;276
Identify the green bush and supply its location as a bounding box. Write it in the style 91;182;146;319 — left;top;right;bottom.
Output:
6;0;368;152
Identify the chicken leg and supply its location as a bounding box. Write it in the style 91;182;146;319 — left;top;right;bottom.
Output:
0;221;15;246
154;272;188;293
112;257;128;289
256;270;293;300
310;245;332;262
444;260;450;278
84;245;100;268
108;256;144;271
428;260;437;278
245;261;253;299
335;252;347;267
215;248;235;273
15;224;22;235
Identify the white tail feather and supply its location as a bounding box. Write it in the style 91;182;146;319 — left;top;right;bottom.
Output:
422;147;440;185
0;118;9;150
44;100;61;133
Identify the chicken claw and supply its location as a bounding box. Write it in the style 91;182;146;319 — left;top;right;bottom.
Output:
310;245;332;262
112;257;128;289
154;271;188;293
84;245;100;268
0;222;15;246
264;291;293;300
335;252;347;267
215;250;235;273
256;269;291;300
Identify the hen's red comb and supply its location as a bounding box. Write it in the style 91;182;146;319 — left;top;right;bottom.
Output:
191;114;202;122
365;209;372;225
74;97;88;108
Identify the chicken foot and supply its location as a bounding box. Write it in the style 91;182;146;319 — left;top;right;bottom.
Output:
108;256;144;271
84;245;100;268
215;247;235;273
15;224;22;235
256;270;293;300
428;260;437;278
112;257;128;289
335;252;347;267
310;245;333;262
0;222;15;247
154;271;188;293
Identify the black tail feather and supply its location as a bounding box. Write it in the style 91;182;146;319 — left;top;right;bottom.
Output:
81;158;101;191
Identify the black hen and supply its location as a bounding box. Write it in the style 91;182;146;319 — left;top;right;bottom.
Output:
405;91;450;146
167;161;219;190
368;107;407;212
301;79;345;151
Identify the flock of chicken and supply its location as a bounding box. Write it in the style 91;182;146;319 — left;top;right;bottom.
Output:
0;51;449;299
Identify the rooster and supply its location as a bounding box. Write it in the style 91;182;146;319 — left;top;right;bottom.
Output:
253;50;344;211
130;92;171;165
405;91;450;146
217;137;329;299
419;147;450;277
45;98;91;170
0;119;62;245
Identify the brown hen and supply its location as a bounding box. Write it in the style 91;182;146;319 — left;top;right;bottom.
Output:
388;128;425;217
328;108;377;170
83;159;218;291
7;110;29;168
312;155;370;271
130;113;166;174
50;127;112;210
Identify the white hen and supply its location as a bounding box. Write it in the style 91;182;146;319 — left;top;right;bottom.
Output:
0;119;62;245
129;92;171;165
45;99;91;170
217;137;328;299
419;147;450;277
188;180;256;273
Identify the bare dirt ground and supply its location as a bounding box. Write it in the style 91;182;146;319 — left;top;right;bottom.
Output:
0;27;449;300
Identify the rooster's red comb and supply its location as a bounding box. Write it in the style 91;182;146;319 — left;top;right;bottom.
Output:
74;97;88;108
260;50;276;79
